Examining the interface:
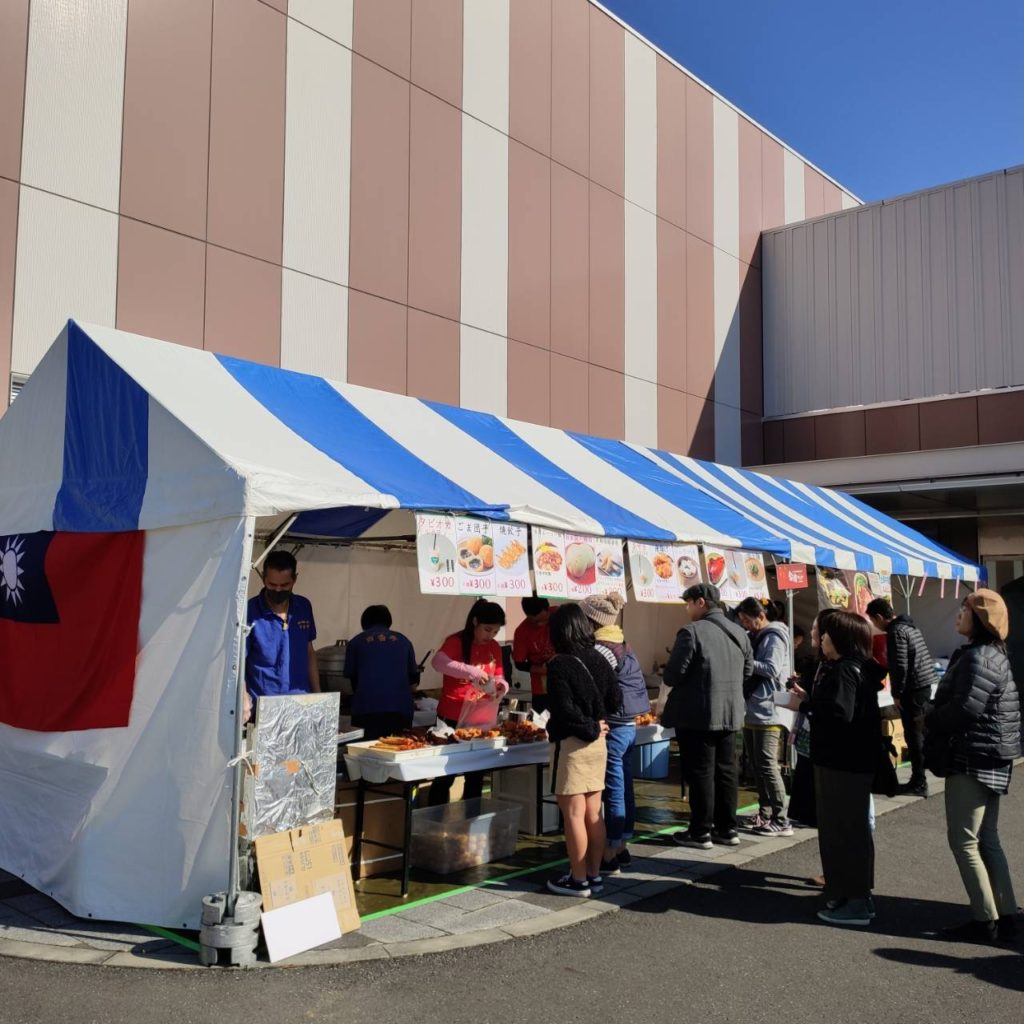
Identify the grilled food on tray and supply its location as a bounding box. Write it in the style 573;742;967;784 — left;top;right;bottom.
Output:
373;735;428;751
499;720;548;744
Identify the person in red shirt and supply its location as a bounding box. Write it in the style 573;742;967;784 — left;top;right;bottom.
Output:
512;596;553;712
428;600;508;806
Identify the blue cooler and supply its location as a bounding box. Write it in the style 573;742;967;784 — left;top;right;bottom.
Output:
632;740;670;780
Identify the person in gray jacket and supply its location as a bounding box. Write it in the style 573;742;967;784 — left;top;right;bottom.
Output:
662;583;753;849
737;597;793;836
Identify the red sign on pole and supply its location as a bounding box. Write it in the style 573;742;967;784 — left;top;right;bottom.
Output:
777;564;809;590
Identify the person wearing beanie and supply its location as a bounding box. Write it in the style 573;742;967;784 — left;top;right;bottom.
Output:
926;588;1020;942
580;591;648;871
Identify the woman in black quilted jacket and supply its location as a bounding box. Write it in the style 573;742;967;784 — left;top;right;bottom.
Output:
926;588;1021;942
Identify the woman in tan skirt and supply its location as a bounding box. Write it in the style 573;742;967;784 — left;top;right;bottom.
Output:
545;604;623;897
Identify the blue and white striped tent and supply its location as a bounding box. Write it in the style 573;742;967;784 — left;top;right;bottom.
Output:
0;320;980;582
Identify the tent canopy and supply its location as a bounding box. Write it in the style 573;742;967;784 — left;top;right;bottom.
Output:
0;321;980;581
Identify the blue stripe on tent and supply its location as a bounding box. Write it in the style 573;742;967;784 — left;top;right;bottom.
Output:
657;452;892;572
289;508;389;538
570;435;790;555
217;356;506;518
423;402;674;540
54;321;149;531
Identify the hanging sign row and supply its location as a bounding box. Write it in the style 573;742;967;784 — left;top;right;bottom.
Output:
414;516;770;604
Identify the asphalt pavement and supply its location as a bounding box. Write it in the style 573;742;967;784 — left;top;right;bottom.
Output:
2;783;1022;1024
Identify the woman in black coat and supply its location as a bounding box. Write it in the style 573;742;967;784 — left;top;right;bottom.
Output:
544;604;621;898
926;588;1020;942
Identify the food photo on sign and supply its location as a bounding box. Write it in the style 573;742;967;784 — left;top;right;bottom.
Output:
817;567;892;615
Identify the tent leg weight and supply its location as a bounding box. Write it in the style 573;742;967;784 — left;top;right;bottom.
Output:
198;890;262;967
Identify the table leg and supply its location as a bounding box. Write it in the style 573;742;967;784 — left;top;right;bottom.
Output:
535;762;543;835
352;779;366;882
401;782;414;898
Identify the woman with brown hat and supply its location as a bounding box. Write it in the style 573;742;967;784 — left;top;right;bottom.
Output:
926;588;1020;942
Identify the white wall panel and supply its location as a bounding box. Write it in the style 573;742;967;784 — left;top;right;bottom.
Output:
783;149;805;225
459;325;507;416
283;20;352;284
462;0;509;133
712;99;739;259
624;376;657;447
280;270;348;380
624;203;657;383
289;0;353;46
763;167;1024;417
461;116;508;337
841;192;859;210
713;249;741;464
624;33;657;213
20;0;128;210
12;188;118;373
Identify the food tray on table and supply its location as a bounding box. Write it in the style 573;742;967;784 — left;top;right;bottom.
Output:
634;723;676;745
345;739;438;762
469;736;507;751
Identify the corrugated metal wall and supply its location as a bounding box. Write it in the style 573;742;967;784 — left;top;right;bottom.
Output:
762;166;1024;418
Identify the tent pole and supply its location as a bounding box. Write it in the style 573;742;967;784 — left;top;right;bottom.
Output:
251;513;299;573
227;517;258;916
786;587;795;675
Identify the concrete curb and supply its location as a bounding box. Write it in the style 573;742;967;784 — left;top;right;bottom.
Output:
0;780;940;971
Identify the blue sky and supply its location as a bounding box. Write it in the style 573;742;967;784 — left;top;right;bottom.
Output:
602;0;1024;202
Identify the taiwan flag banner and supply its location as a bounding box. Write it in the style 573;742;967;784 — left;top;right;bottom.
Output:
0;531;145;732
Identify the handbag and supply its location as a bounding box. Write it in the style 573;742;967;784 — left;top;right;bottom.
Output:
922;728;956;778
872;735;899;796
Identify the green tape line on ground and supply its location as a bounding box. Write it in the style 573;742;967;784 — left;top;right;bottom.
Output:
140;923;201;952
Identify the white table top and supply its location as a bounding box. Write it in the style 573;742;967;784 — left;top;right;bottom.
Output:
343;741;551;783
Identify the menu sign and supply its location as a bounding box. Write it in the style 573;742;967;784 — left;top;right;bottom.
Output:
627;542;702;604
703;547;769;603
817;568;892;616
532;529;626;600
415;515;530;597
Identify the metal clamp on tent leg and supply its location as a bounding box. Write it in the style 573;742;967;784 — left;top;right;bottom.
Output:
198;890;262;967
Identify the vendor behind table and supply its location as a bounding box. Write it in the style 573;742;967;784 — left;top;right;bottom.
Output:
427;599;509;805
512;596;554;713
344;605;419;740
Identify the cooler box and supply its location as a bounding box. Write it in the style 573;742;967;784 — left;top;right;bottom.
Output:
632;740;671;780
410;797;521;875
490;761;560;835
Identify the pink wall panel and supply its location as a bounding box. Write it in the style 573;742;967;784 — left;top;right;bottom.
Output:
207;0;285;263
121;0;212;239
348;290;408;395
0;179;16;405
685;234;714;401
408;87;461;321
0;0;29;182
737;117;763;267
656;56;686;230
117;218;205;349
508;140;551;349
204;245;281;365
589;184;624;373
588;365;624;440
411;0;462;108
550;164;589;361
349;55;410;305
822;179;843;214
685;79;713;244
589;8;625;196
687;395;715;459
657;385;689;454
760;135;785;231
353;0;411;80
264;0;287;12
739;262;762;415
408;309;459;405
550;353;589;433
551;0;589;177
803;166;825;220
509;0;552;155
507;338;551;426
657;218;686;392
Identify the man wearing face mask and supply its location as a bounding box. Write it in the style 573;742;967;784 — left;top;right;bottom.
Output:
245;550;320;717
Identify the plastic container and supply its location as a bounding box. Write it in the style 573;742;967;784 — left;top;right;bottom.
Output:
410;798;522;874
631;739;671;780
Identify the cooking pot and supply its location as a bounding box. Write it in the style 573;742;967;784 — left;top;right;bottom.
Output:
316;639;351;695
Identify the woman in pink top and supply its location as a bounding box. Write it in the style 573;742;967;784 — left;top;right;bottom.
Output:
427;600;508;806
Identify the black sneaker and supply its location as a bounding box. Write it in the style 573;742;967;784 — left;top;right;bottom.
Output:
996;915;1018;943
939;919;996;943
897;780;929;797
600;857;621;876
711;829;741;846
587;874;605;895
546;873;591;897
617;848;632;867
673;830;713;850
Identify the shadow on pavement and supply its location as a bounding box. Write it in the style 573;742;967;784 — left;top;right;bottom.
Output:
875;946;1024;993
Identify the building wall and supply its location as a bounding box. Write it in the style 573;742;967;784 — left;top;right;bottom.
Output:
761;165;1024;457
0;0;857;466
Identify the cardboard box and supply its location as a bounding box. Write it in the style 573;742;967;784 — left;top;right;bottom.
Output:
882;718;907;765
254;819;360;934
